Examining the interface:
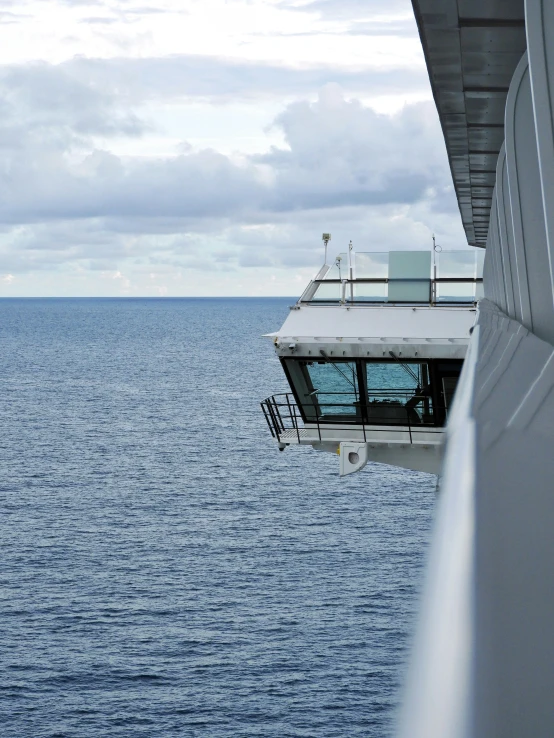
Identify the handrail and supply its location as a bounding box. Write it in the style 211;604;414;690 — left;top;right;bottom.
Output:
300;276;483;306
261;393;446;446
308;277;483;284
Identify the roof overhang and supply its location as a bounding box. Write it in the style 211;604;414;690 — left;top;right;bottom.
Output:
411;0;526;247
272;304;475;344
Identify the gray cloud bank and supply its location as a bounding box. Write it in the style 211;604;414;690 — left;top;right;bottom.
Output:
0;75;447;222
38;53;428;103
282;0;413;20
0;53;459;278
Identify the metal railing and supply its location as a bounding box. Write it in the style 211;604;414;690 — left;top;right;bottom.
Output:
261;393;304;442
300;277;483;306
261;393;445;445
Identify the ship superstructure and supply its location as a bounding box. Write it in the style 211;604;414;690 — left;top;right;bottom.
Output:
258;0;554;731
262;246;482;475
398;1;554;737
260;0;554;733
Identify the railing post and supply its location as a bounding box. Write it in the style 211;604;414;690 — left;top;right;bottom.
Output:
271;396;284;435
267;398;281;439
261;401;276;438
272;398;283;437
285;393;301;444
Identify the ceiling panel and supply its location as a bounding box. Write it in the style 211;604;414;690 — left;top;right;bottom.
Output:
411;0;526;247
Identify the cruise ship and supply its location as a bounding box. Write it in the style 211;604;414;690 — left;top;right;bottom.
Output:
264;0;554;735
262;244;482;475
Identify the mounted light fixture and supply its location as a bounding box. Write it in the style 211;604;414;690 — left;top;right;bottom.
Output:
322;233;331;264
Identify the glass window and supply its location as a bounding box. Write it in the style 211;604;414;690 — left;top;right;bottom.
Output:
388;251;431;302
322;253;348;280
436;250;477;278
435;250;483;303
282;358;462;427
353;282;387;302
355;252;389;279
292;360;361;421
310;282;342;302
436;281;476;303
364;361;433;425
434;361;463;421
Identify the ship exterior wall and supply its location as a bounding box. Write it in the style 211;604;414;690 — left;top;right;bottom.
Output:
400;1;554;735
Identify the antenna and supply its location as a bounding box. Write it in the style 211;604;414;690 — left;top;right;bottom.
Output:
432;234;442;304
322;233;331;265
348;240;354;303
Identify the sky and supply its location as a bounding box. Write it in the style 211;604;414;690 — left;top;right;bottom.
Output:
0;0;468;297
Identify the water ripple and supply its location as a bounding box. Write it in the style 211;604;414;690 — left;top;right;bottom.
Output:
0;297;435;738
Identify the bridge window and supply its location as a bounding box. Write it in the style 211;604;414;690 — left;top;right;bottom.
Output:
364;361;433;425
292;360;361;421
282;357;463;427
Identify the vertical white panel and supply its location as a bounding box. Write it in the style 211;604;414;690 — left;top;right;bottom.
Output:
488;196;507;313
495;144;520;321
504;55;533;331
502;152;528;324
483;232;495;304
484;207;497;306
526;0;554;315
487;196;501;308
505;52;553;342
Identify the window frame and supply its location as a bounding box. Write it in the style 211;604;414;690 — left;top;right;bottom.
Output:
280;356;463;427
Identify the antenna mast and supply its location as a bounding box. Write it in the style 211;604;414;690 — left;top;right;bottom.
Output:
348;240;354;303
322;233;331;265
432;234;442;304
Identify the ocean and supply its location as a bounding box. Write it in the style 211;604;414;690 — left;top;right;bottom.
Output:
0;297;436;738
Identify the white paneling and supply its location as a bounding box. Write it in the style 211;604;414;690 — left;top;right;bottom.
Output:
505;52;554;343
483;230;495;304
488;197;507;313
527;0;554;313
274;305;475;341
495;144;520;321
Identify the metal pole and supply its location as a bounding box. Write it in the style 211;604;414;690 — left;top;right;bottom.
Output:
272;396;285;435
322;233;331;265
266;398;280;439
261;401;276;438
286;393;300;444
349;240;354;303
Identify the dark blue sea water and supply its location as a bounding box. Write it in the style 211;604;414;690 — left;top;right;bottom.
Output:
0;298;435;738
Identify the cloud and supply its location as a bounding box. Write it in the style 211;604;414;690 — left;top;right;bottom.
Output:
0;0;468;296
258;85;449;210
61;53;427;103
0;85;449;226
282;0;412;20
345;18;418;37
0;80;462;290
0;62;148;141
277;0;419;43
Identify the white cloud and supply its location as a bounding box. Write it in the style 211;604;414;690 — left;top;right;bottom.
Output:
0;0;469;296
0;86;465;296
0;87;452;226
